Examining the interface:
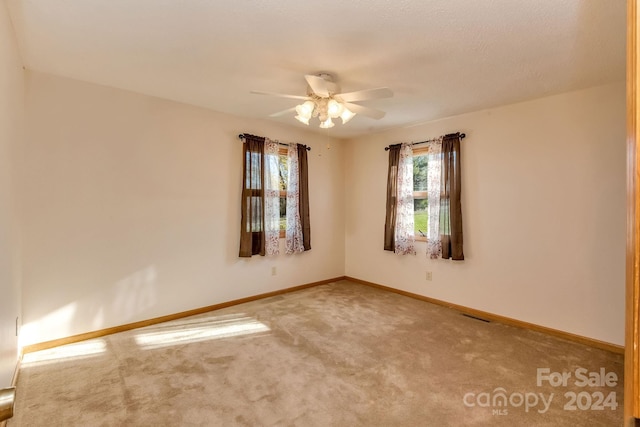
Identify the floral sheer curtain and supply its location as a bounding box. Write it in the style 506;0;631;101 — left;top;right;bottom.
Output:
426;139;442;259
384;143;416;255
286;143;305;254
395;144;416;254
263;138;280;255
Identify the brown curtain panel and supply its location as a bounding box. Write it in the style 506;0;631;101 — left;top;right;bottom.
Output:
440;133;464;260
384;144;402;251
297;144;311;251
239;135;266;257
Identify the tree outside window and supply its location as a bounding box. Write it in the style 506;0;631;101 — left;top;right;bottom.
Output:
413;148;428;240
278;149;288;236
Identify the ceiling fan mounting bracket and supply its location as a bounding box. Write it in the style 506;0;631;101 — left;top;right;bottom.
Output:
314;72;335;82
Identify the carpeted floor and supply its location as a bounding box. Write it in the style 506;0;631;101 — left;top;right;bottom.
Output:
9;280;624;426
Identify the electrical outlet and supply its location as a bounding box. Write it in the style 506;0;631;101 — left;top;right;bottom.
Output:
271;266;277;276
425;271;432;281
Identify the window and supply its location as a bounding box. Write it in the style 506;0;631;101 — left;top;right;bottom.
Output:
413;147;428;241
239;134;311;257
278;148;288;237
384;133;463;259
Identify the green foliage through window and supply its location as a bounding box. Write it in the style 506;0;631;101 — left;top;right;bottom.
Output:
413;152;428;237
413;154;427;191
279;152;288;232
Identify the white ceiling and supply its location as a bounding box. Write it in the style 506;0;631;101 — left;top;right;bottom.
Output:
5;0;626;138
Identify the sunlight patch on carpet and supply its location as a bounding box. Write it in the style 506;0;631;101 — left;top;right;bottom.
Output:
134;315;271;349
21;339;107;367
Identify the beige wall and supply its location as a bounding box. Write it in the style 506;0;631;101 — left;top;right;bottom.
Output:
20;71;345;346
0;1;23;386
14;69;626;348
344;82;626;345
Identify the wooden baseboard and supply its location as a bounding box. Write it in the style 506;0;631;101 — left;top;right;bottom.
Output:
344;276;625;355
10;358;19;387
22;276;346;354
22;275;622;356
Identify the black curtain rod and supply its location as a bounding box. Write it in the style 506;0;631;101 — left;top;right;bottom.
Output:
238;133;311;151
384;132;466;151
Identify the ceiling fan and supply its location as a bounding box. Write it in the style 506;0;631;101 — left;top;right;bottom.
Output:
251;73;393;128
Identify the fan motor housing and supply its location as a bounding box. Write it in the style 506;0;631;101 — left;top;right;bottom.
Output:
307;72;340;96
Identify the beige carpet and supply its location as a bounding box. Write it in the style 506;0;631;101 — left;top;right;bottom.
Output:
9;280;624;426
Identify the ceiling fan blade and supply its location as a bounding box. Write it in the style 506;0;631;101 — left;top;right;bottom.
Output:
304;75;330;97
250;90;309;101
269;107;297;118
343;102;386;120
337;87;393;103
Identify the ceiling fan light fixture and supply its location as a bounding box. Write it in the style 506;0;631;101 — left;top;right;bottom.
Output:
295;115;310;125
327;99;344;118
340;107;356;124
295;100;315;119
319;117;334;129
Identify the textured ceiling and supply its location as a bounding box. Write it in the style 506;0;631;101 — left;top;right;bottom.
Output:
5;0;626;138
